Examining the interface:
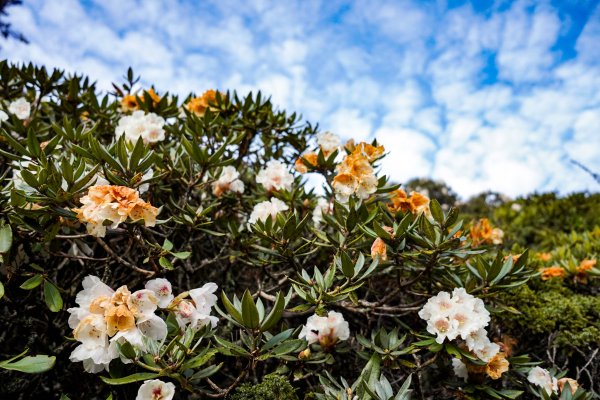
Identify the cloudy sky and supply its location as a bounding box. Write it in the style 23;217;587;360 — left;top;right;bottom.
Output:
1;0;599;198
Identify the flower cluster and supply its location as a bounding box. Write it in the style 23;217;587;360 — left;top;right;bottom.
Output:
420;289;509;380
387;189;430;215
332;142;384;202
469;218;504;246
115;110;166;144
186;89;220;117
121;89;161;112
256;160;294;192
68;276;218;374
74;185;160;237
540;258;597;282
299;311;350;349
212;166;245;197
249;197;289;224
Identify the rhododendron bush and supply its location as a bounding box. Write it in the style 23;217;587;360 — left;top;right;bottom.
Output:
0;62;597;400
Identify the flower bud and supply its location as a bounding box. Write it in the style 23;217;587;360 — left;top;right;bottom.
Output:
371;237;387;261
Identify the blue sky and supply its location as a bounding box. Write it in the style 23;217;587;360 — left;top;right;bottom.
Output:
1;0;599;198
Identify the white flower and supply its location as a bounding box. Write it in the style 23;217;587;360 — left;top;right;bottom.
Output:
136;379;176;400
511;203;522;212
474;340;500;363
312;197;331;226
452;358;469;382
317;131;341;155
175;282;219;330
0;110;8;123
256;160;294;192
299;310;350;348
8;98;31;120
115;110;166;144
212;166;244;196
145;278;174;308
248;198;289;224
528;367;558;395
419;289;491;346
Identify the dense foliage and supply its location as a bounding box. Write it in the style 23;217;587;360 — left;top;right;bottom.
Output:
0;62;597;400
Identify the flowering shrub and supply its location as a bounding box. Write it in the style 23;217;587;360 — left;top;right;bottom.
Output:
0;62;597;400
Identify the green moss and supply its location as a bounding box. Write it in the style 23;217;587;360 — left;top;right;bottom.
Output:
228;374;299;400
501;282;600;347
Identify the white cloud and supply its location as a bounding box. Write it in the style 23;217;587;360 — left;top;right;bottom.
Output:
1;0;599;199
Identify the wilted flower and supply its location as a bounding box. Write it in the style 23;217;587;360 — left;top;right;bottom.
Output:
248;198;289;224
136;379;175;400
316;131;341;155
528;367;558;395
299;311;350;349
115;110;166;144
371;237;387;261
295;152;318;174
186;90;220;116
540;266;566;280
557;378;579;395
256;160;294;192
8;98;31;120
212;166;245;197
73;185;160;237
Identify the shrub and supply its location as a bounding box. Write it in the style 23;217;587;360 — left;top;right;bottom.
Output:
0;61;596;400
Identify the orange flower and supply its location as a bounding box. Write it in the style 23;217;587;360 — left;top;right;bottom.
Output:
540;266;566;280
105;304;136;336
470;218;504;246
186;89;221;116
388;189;430;215
486;352;509;380
577;259;596;273
371;237;387;261
121;88;161;112
295;152;318;174
352;142;385;162
344;139;356;153
537;252;552;262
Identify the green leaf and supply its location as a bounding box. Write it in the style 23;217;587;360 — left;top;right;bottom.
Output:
43;280;63;312
241;290;260;329
260;292;285;332
0;281;4;300
180;348;218;370
100;372;160;385
162;239;174;251
220;292;243;324
20;274;43;290
430;199;444;224
0;224;12;253
159;257;173;270
171;252;191;259
0;354;56;373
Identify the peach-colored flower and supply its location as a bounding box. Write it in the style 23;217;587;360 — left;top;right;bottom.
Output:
537;252;552;262
557;378;578;395
352;142;385;162
73;185;159;237
186;90;220;116
540;266;566;280
295;152;318;174
104;304;136;336
371;237;387;261
388;189;430;215
577;259;596;273
486;352;510;380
